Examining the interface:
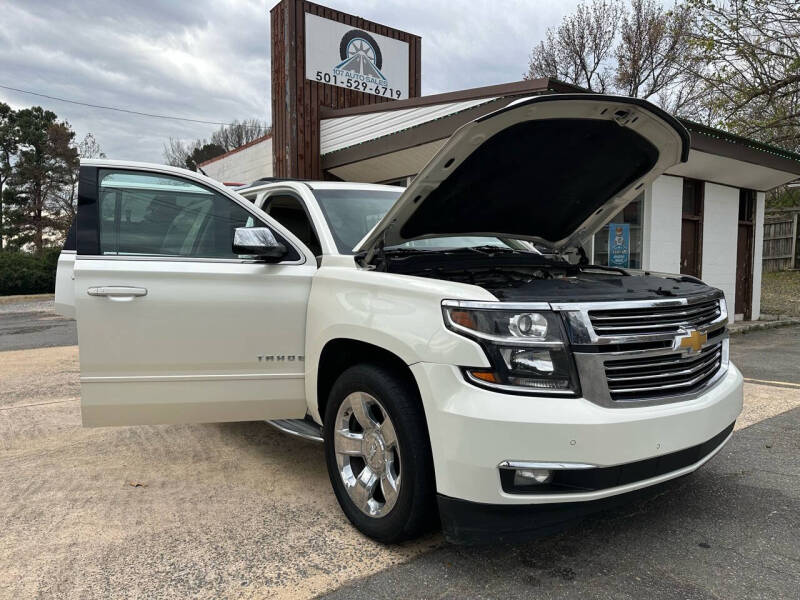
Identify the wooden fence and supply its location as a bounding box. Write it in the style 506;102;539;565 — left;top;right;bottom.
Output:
763;212;798;272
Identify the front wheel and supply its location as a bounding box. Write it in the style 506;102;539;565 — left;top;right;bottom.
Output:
323;364;435;543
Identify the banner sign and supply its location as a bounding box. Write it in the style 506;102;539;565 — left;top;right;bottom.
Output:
608;223;630;269
305;13;410;100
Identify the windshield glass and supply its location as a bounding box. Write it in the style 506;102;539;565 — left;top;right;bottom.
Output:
313;188;523;254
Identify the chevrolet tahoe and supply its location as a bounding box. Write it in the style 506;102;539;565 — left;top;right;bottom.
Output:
55;94;743;544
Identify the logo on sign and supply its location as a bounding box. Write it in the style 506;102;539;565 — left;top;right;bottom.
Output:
336;30;385;80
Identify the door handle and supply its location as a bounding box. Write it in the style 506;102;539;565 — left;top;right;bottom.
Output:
87;286;148;300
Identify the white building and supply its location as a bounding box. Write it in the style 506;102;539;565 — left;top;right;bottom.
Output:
198;134;273;186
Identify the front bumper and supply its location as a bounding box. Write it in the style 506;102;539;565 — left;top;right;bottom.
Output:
437;421;733;544
410;362;743;507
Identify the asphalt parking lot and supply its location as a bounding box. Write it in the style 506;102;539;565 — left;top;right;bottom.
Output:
0;297;798;599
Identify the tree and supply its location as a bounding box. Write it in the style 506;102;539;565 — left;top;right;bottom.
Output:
162;136;195;169
48;132;107;236
615;0;699;113
186;142;226;171
163;119;270;170
688;0;800;151
526;0;621;92
0;103;18;250
4;107;78;252
78;132;106;161
526;0;702;113
210;119;270;152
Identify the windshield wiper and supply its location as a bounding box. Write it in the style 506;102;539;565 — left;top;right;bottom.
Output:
464;245;525;255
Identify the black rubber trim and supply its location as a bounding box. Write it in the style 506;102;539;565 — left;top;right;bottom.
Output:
499;422;734;494
76;165;100;256
439;478;681;545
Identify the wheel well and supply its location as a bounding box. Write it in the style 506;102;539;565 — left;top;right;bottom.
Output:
317;339;415;422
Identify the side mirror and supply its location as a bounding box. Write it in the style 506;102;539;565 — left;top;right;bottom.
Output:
233;227;288;262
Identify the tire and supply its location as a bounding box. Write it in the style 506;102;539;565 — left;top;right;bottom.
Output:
338;29;383;70
323;363;435;543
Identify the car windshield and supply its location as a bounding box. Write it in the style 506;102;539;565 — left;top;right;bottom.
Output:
312;188;525;254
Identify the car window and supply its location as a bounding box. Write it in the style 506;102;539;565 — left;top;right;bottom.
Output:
97;170;295;260
312;188;518;254
313;189;397;254
264;194;322;256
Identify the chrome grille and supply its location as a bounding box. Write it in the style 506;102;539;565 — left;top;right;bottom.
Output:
604;341;723;401
588;299;721;336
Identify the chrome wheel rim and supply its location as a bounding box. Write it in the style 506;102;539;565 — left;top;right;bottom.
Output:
334;392;401;518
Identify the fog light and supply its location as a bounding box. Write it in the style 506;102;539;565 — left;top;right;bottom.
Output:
513;468;553;485
507;349;554;373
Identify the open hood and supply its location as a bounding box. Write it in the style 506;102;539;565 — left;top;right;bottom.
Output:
355;94;689;256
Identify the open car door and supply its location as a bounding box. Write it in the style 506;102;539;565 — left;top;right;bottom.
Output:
73;161;316;426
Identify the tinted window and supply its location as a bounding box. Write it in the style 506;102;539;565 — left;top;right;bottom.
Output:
98;171;283;259
265;194;322;255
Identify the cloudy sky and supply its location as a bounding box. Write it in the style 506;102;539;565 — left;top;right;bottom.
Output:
0;0;583;162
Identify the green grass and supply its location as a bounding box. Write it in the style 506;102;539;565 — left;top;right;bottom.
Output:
761;270;800;317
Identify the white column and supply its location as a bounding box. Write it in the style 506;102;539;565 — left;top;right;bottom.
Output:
701;183;739;323
751;191;765;320
642;175;682;273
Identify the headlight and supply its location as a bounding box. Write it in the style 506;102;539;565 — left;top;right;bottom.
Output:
443;301;580;395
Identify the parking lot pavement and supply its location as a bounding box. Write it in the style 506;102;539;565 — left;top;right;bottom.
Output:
0;298;799;599
0;297;76;351
729;325;800;386
319;406;800;600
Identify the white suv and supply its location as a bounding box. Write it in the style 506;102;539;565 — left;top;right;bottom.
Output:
55;94;743;544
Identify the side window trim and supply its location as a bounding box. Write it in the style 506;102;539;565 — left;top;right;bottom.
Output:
260;188;323;256
75;166;307;265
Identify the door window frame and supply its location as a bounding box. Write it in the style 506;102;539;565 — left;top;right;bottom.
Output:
259;189;323;256
240;184;339;256
76;165;308;265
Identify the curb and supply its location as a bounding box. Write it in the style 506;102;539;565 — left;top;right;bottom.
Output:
0;293;54;305
729;319;800;336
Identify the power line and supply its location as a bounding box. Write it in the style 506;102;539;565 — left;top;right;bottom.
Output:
0;83;263;128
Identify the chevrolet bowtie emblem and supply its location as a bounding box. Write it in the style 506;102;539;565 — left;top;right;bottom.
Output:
677;330;708;353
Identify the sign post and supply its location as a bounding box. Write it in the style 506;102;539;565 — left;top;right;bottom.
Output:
608;223;630;269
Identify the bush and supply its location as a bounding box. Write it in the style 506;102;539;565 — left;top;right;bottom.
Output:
0;248;61;295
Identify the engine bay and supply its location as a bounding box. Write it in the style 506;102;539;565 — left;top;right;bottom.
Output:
372;247;715;302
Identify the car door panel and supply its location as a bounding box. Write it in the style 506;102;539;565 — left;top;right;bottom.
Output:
74;163;314;426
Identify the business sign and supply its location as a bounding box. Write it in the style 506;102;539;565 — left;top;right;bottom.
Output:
304;12;410;100
608;223;630;268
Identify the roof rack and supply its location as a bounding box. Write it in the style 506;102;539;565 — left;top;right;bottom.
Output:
255;176;309;184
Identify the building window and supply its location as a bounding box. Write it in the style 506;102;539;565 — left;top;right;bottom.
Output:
680;178;704;277
739;188;755;223
593;194;643;269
